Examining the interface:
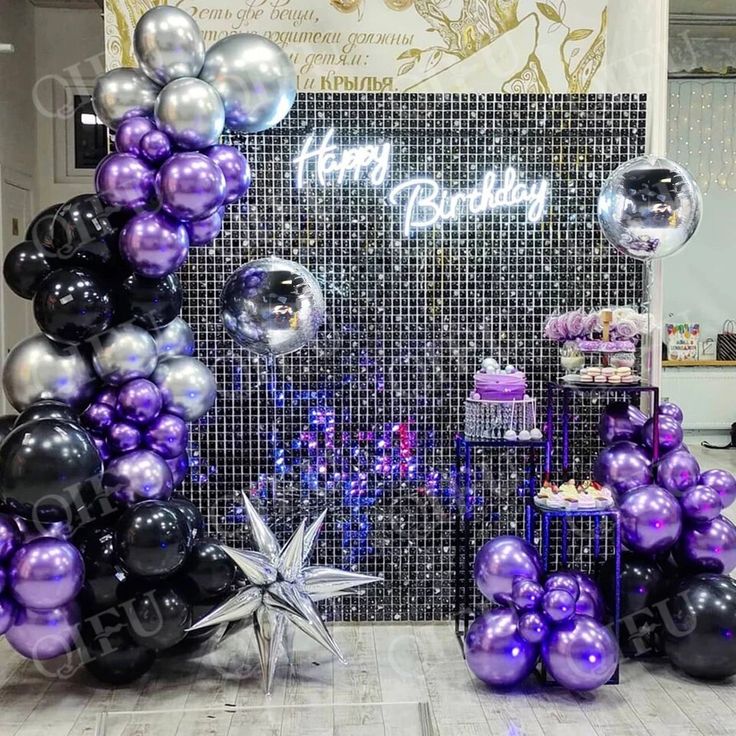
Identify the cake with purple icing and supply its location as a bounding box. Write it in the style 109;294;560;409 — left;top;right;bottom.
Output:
473;367;527;401
466;357;542;440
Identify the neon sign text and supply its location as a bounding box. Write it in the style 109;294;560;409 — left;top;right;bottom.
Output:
293;127;392;189
388;168;549;237
293;129;549;235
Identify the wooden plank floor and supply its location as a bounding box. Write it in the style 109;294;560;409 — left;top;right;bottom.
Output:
3;433;736;735
1;622;736;736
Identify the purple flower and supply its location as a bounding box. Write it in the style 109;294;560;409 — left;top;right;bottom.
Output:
567;310;586;339
613;319;638;339
585;313;600;335
544;316;561;340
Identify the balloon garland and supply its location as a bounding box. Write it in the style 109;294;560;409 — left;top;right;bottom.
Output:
467;536;618;692
595;399;736;680
0;6;303;684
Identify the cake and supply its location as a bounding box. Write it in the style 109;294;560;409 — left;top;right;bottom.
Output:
465;357;540;440
473;369;527;401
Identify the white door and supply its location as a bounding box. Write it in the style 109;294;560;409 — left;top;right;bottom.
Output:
0;172;34;411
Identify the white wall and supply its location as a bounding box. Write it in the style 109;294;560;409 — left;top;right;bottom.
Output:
0;1;37;185
33;5;104;210
0;0;39;388
663;184;736;345
663;80;736;347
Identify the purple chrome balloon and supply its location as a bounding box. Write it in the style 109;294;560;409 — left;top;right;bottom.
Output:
544;572;580;601
116;378;162;426
681;485;723;524
8;537;84;609
474;536;543;604
186;207;223;246
140;129;172;165
108;421;142;453
96;388;118;408
598;402;647;445
95;153;155;210
593;441;653;495
676;515;736;574
166;451;189;487
103;449;174;507
511;577;544;611
205;145;251;204
542;615;619;691
119;211;189;278
92;434;112;462
574;572;606;622
0;595;16;635
543;589;576;623
619;484;682;555
465;608;539;688
656;449;700;498
700;469;736;510
115;116;156;158
6;601;80;660
641;415;684;457
0;513;21;562
143;413;188;459
155;152;226;222
518;611;549;644
81;402;116;434
659;402;684;423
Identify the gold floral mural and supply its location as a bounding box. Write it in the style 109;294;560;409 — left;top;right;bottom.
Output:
104;0;608;94
402;1;607;93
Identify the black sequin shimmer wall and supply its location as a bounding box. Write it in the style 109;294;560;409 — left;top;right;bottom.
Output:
180;93;647;622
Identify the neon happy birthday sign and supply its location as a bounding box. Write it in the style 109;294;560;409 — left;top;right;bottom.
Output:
293;128;549;236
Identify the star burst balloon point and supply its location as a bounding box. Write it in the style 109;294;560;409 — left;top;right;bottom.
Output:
188;492;381;692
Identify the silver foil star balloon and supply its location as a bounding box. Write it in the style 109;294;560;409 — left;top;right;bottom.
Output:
188;492;381;693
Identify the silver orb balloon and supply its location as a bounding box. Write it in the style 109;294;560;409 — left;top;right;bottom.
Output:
150;318;195;358
134;6;205;86
598;155;702;260
220;257;325;356
154;77;225;151
2;334;97;411
152;356;216;421
199;34;297;134
91;325;158;386
92;67;160;131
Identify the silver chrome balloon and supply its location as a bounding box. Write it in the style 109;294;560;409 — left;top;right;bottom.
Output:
92;67;160;131
90;325;158;386
199;34;297;134
187;492;380;694
133;5;205;86
150;318;195;359
598;155;702;260
151;356;216;421
220;257;325;356
2;334;97;411
154;77;225;151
